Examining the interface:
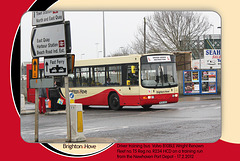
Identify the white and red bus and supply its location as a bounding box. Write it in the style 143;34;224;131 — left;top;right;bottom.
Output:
62;53;178;110
27;53;179;110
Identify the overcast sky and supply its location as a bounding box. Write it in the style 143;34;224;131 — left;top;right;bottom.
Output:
20;11;221;63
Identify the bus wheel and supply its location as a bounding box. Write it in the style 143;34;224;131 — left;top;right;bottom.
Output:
142;105;152;110
109;93;122;110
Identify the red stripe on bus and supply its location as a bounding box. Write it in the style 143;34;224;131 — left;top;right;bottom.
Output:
60;89;178;106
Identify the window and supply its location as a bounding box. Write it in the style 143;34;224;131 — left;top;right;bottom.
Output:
81;67;90;86
93;67;105;86
68;73;75;87
141;63;178;88
75;68;81;87
107;66;122;86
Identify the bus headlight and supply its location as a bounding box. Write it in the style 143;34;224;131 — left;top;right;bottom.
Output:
172;94;178;97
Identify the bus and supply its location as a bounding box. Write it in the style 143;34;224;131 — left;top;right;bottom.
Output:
59;53;179;110
27;53;179;110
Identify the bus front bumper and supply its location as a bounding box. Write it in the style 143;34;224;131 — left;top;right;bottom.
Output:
140;93;179;106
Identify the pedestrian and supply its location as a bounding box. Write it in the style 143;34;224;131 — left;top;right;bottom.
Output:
48;81;60;111
39;88;47;114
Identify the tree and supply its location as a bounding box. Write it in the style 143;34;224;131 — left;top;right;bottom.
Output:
132;11;210;54
109;46;133;57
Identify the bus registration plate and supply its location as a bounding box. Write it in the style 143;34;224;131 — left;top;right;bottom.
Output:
159;101;167;104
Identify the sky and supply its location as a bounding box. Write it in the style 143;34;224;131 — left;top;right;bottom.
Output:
20;11;221;64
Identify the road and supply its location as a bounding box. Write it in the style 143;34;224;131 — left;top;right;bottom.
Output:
21;99;221;143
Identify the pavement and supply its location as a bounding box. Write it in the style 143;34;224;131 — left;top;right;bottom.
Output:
21;94;221;115
28;137;117;143
179;94;221;102
20;103;66;115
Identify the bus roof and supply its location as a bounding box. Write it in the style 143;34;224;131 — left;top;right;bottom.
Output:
75;52;174;67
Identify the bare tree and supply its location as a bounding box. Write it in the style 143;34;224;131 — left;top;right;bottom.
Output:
132;11;210;53
109;46;134;57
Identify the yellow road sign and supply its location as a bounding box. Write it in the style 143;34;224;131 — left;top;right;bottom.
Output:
32;58;39;79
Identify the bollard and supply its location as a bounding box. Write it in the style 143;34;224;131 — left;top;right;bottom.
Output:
21;94;26;111
70;103;86;142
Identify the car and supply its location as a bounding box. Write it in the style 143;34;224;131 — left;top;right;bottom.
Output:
50;67;57;73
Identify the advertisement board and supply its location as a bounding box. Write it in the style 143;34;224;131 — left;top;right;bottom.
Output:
203;49;221;69
183;70;217;95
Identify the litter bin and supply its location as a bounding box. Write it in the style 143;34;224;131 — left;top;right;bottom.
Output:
70;103;86;142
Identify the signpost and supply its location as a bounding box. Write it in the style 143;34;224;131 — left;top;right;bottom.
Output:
31;11;73;142
32;11;64;26
32;58;39;79
44;57;68;76
31;23;66;57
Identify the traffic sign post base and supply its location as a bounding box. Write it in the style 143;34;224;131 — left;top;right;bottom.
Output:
70;103;86;142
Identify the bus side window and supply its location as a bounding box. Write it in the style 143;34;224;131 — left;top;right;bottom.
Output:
108;65;122;86
93;66;105;86
81;67;90;87
75;68;81;87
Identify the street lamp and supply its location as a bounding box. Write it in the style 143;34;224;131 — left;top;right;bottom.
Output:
95;43;99;58
81;53;85;59
98;51;102;58
119;47;124;55
103;11;106;58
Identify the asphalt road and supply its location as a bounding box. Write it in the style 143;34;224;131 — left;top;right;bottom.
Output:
20;99;221;143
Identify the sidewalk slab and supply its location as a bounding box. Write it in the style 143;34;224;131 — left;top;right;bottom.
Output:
21;110;66;115
28;137;117;143
179;94;221;102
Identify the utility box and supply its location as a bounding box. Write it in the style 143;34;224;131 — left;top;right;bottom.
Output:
70;103;86;142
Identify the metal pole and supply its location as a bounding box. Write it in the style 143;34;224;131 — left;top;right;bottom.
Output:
35;88;39;142
65;76;71;142
103;11;106;57
144;17;146;54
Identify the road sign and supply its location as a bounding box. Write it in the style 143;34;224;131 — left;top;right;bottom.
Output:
44;57;68;76
31;23;66;57
69;92;74;99
32;11;64;26
32;58;39;79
